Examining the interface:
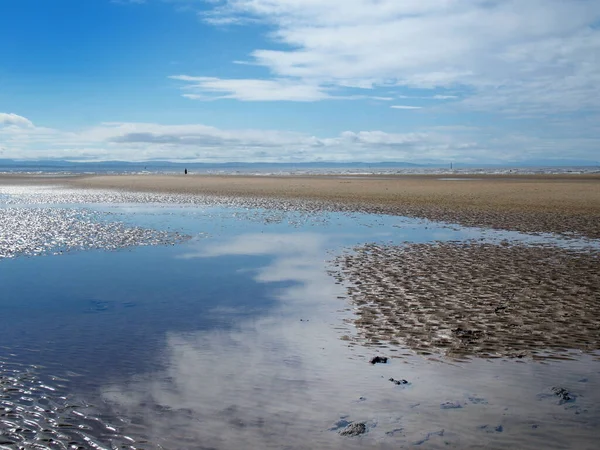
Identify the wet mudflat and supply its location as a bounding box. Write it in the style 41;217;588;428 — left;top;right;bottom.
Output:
1;185;599;449
334;242;600;359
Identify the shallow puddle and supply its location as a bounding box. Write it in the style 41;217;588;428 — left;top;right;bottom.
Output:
1;185;599;449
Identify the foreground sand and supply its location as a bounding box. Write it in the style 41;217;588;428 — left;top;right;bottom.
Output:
333;242;600;360
4;173;593;238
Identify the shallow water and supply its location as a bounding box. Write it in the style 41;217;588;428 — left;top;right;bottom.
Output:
1;186;599;449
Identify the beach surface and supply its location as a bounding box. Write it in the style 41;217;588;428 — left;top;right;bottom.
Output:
3;173;599;237
334;242;600;360
2;177;600;448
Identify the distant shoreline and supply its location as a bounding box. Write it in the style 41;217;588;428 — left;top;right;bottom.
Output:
0;162;599;178
2;173;600;238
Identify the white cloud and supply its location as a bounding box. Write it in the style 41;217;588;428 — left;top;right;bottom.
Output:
170;76;394;102
190;0;600;113
0;113;34;128
1;114;598;163
190;233;325;257
390;105;422;110
101;122;318;148
170;75;332;101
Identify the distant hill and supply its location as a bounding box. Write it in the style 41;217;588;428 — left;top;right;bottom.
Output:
0;159;428;170
0;158;597;171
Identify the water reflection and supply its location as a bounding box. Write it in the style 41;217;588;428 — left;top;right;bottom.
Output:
100;232;600;449
3;186;600;448
104;232;357;448
181;232;340;311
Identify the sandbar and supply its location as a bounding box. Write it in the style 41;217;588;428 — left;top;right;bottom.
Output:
333;242;600;360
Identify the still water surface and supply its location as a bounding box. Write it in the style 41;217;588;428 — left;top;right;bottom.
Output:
1;187;599;449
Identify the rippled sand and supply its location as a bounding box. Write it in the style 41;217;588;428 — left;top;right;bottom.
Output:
333;242;600;359
0;355;141;448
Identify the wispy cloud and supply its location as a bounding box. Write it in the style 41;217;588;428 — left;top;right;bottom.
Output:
0;113;33;127
170;76;332;102
170;75;398;102
390;105;422;110
188;0;600;114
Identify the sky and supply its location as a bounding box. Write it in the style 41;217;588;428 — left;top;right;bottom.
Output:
0;0;599;164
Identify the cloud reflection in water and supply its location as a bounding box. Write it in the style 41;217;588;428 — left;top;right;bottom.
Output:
180;232;342;310
100;232;600;449
102;232;369;449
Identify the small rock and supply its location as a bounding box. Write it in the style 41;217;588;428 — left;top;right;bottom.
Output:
340;422;367;437
440;401;463;409
478;424;503;433
552;387;573;402
389;378;408;385
370;356;388;364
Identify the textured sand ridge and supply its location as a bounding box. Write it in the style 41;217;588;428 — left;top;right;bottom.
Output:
333;242;600;359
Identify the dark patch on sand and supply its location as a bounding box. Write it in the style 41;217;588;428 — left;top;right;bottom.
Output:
369;356;388;364
389;378;409;385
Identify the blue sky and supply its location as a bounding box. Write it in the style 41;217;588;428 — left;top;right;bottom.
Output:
1;0;599;163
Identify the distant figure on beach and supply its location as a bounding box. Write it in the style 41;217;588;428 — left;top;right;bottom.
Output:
184;168;188;175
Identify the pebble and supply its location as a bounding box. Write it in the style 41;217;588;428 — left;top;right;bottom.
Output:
370;356;388;364
339;422;367;437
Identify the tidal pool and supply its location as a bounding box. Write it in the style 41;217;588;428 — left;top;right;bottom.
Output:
1;185;599;449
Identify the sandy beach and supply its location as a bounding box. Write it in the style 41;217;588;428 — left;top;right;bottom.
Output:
3;173;599;238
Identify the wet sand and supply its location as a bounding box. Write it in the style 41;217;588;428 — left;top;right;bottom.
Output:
333;242;600;360
2;173;599;237
2;180;600;448
39;173;600;238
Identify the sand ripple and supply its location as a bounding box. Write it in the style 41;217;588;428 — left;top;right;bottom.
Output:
333;242;600;359
0;356;140;449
